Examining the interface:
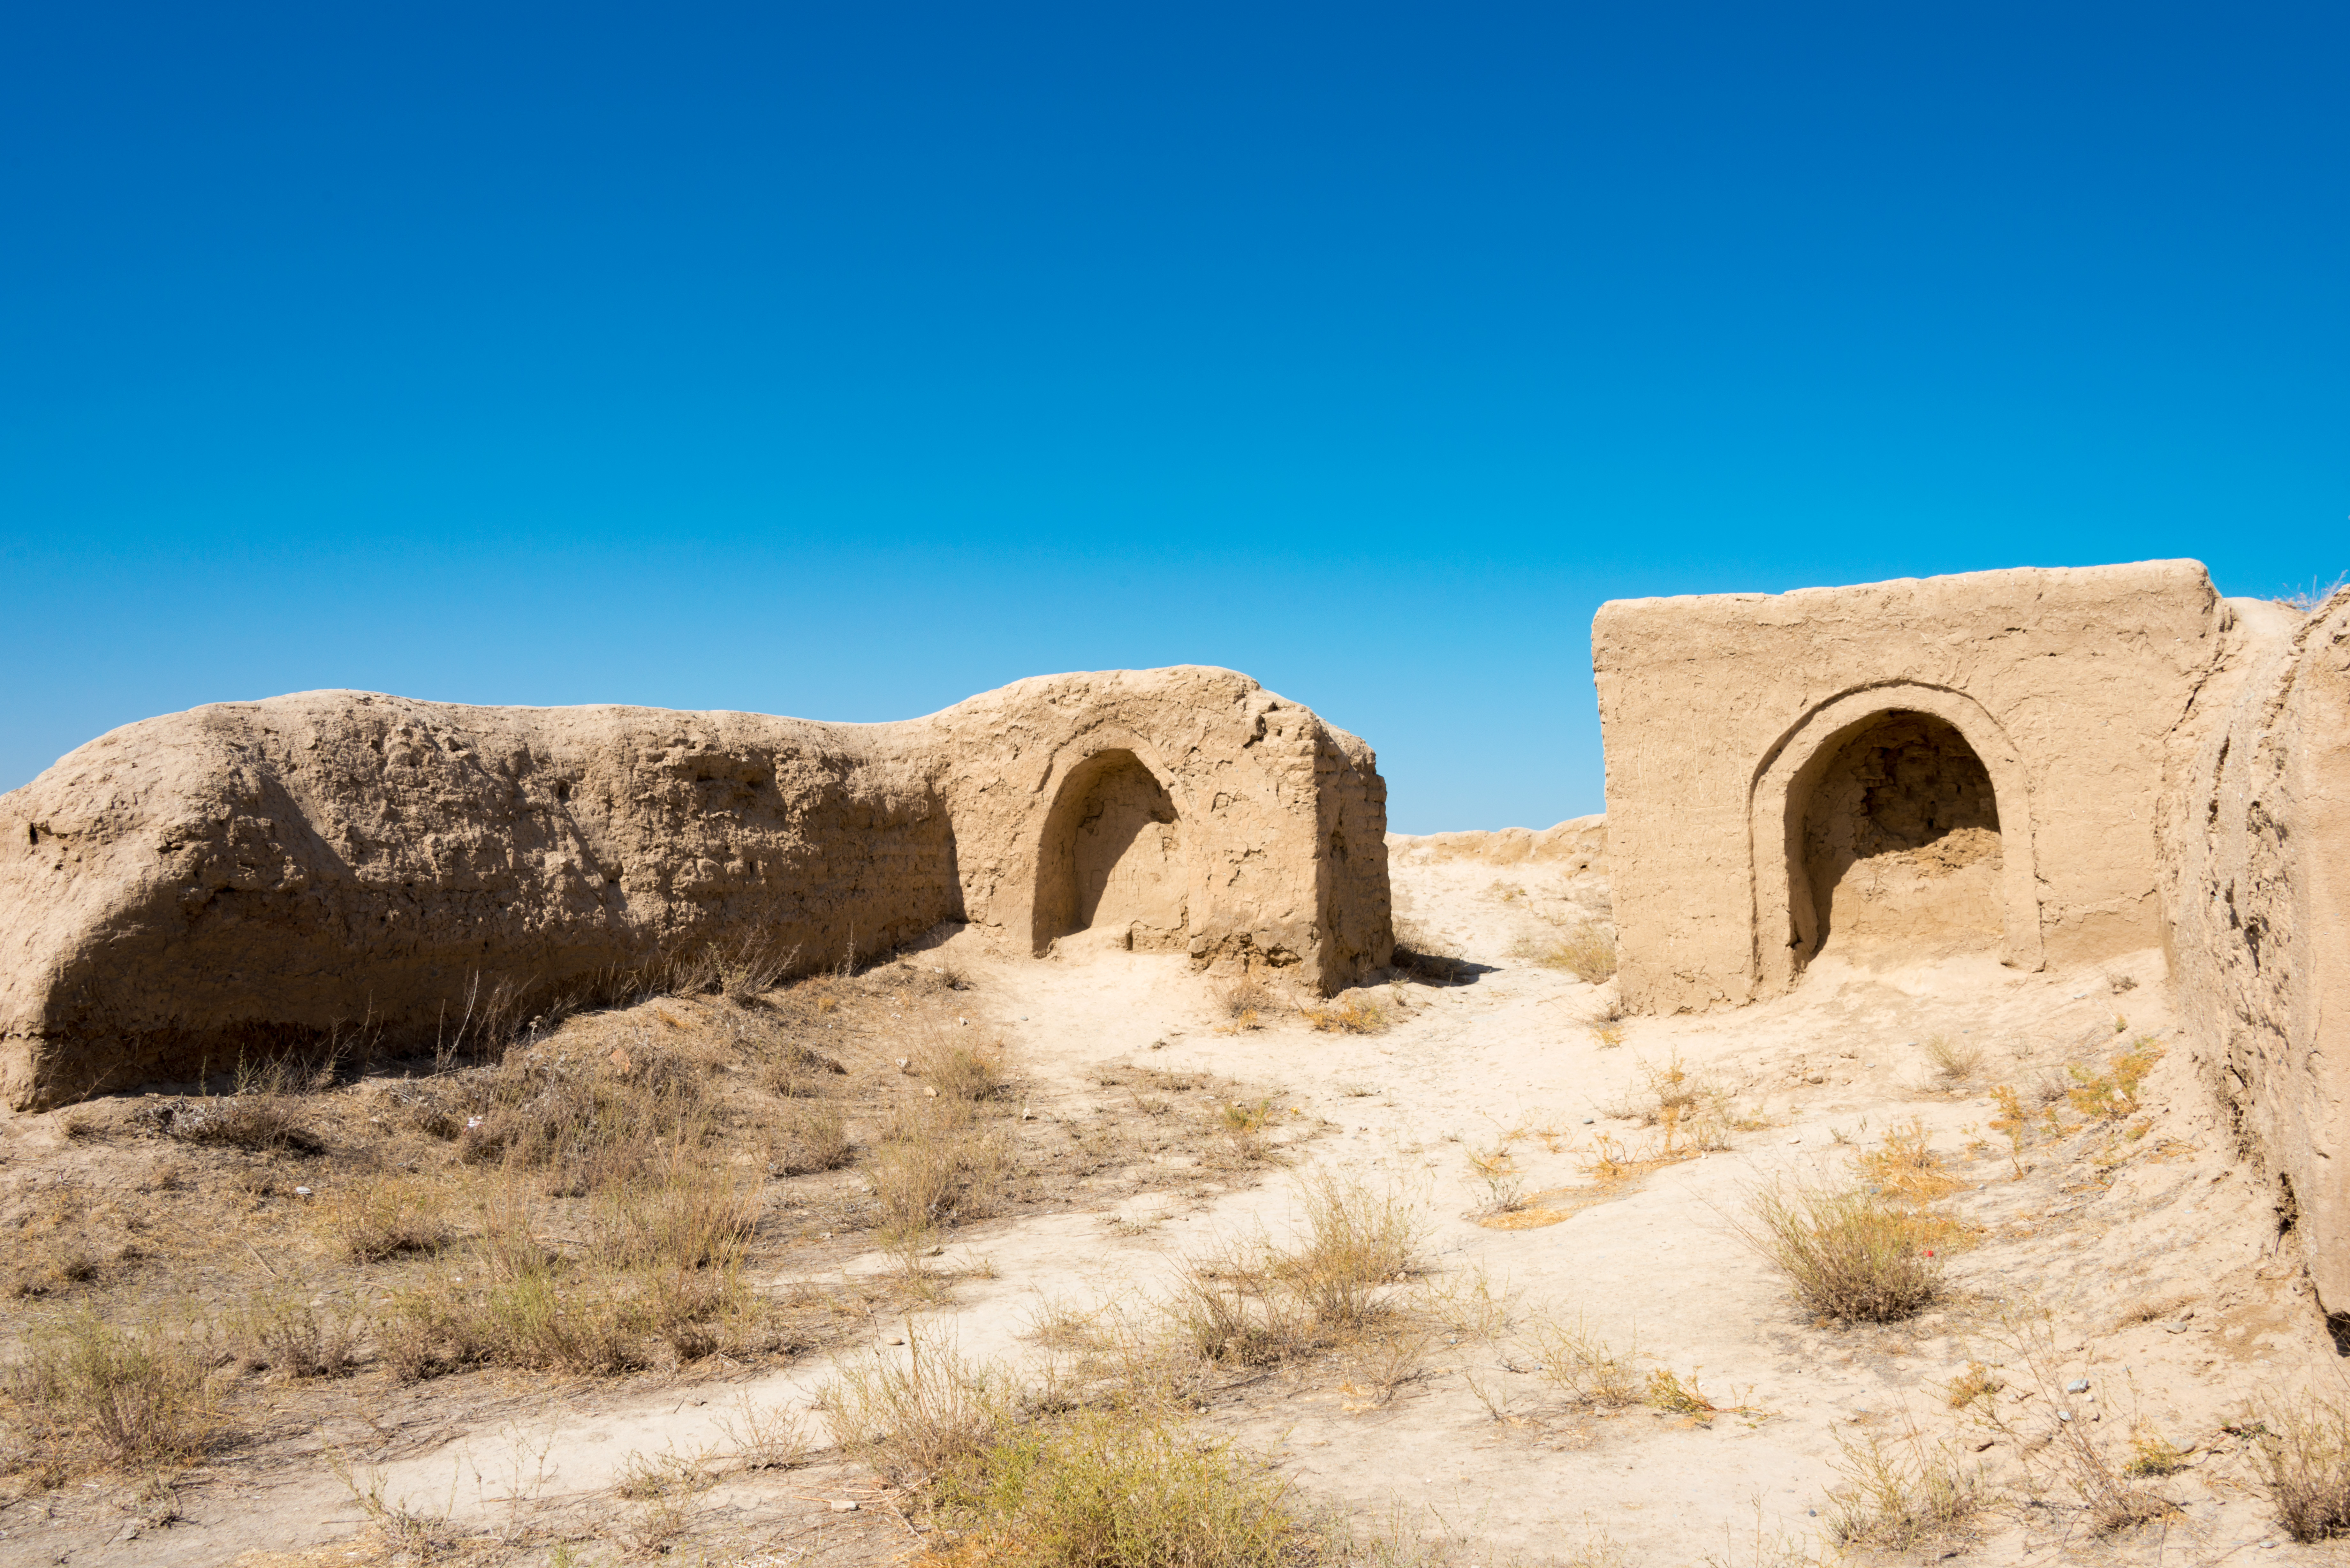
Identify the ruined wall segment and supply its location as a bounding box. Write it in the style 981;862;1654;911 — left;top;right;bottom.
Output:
2165;589;2350;1310
0;667;1390;1109
1594;561;2225;1013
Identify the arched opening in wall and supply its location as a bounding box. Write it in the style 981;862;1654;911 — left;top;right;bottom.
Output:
1032;750;1188;954
1792;711;2004;968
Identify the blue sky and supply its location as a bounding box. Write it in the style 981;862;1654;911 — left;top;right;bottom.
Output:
3;3;2342;831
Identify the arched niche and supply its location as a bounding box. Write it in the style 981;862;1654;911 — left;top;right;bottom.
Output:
1030;747;1190;954
1749;684;2042;992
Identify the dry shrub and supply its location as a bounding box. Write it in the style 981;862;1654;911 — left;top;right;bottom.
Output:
585;1155;757;1274
1971;1311;2173;1535
1419;1263;1520;1341
1270;1173;1423;1328
379;1160;760;1381
1467;1144;1525;1215
1529;921;1617;982
9;1308;224;1467
759;1043;848;1097
913;1034;1005;1101
2255;1389;2350;1542
1644;1367;1716;1414
933;1410;1307;1568
1527;1310;1641;1406
1170;1252;1317;1367
224;1289;366;1379
1923;1034;1982;1082
1339;1325;1431;1410
867;1096;1014;1244
665;933;797;1003
165;1092;326;1156
2126;1432;2189;1477
1736;1183;1942;1323
2068;1037;2165;1121
773;1099;852;1175
1827;1424;1983;1551
324;1176;448;1262
1217;978;1275;1021
1858;1119;1961;1204
1944;1362;2004;1409
1301;996;1387;1035
714;1395;812;1472
440;1048;709;1193
822;1329;1007;1484
1171;1176;1420;1364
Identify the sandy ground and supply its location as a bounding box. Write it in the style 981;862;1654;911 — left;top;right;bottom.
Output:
8;835;2344;1567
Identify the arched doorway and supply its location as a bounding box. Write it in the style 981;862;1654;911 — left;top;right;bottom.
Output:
1749;685;2042;993
1032;750;1188;953
1794;711;2003;963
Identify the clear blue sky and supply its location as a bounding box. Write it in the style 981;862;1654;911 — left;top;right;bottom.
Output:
3;4;2342;832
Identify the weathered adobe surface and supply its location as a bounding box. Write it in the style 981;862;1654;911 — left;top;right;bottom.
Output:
1594;560;2240;1012
0;667;1390;1109
2164;586;2350;1310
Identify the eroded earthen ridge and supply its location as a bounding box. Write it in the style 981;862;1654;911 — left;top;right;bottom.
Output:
0;667;1392;1109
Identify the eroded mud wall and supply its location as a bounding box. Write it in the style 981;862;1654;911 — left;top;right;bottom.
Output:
0;667;1392;1108
1595;561;2225;1012
2166;590;2350;1308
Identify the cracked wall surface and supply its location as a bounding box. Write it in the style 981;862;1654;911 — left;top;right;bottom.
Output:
0;667;1391;1109
2165;588;2350;1309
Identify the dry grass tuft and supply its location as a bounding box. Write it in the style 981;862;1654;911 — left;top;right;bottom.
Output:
165;1090;326;1156
759;1042;848;1097
1972;1311;2175;1535
2068;1037;2165;1121
822;1328;1007;1484
9;1308;225;1468
1858;1119;1961;1204
1301;995;1387;1035
912;1034;1006;1102
1527;1310;1641;1406
933;1409;1309;1568
2126;1432;2190;1477
1169;1176;1421;1366
867;1094;1014;1246
1525;921;1617;982
771;1098;853;1175
2254;1389;2350;1542
1273;1173;1423;1327
1217;978;1276;1021
1923;1034;1983;1083
225;1289;366;1379
1943;1361;2004;1409
1736;1182;1943;1323
666;933;798;1003
1644;1366;1716;1414
377;1156;762;1380
323;1175;449;1262
1827;1424;1983;1551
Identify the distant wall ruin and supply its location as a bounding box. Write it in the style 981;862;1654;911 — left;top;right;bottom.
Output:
0;667;1391;1109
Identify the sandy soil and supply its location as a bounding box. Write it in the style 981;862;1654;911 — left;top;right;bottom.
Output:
4;838;2341;1567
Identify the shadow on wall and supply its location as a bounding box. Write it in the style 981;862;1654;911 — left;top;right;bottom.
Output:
1793;710;2005;967
1032;750;1188;954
